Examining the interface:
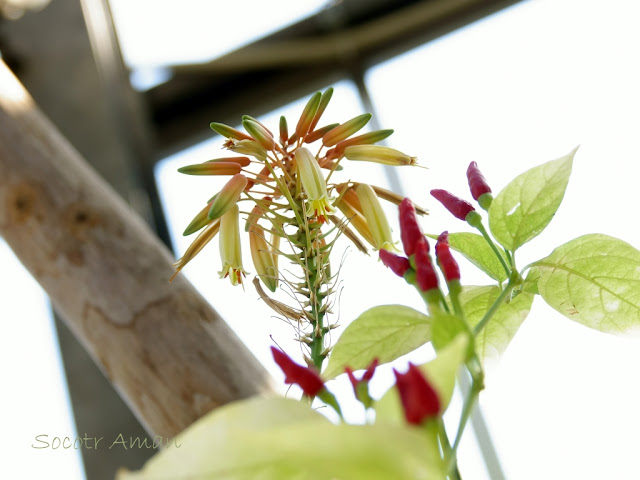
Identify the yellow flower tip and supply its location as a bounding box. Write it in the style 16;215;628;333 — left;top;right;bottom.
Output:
344;145;416;166
242;118;276;151
295;147;336;222
355;183;394;251
218;205;246;287
208;174;248;219
322;113;372;147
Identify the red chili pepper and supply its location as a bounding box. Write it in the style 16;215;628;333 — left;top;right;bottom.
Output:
466;161;492;201
393;363;440;425
379;249;411;277
435;231;460;282
430;189;475;221
414;238;439;292
271;346;324;397
399;198;424;256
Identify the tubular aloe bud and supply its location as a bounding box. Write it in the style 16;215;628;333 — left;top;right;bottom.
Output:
171;219;221;281
242;118;276;151
206;156;251;167
379;249;411;277
295;91;322;141
295;147;336;222
430;189;475;221
210;122;253;141
279;115;288;145
399;197;424;256
308;87;333;133
344;145;416;166
249;224;278;292
177;161;241;176
467;161;493;209
218;204;247;286
322;113;372;147
333;129;394;156
242;115;274;136
355;183;394;251
183;196;216;236
305;123;340;144
435;231;460;282
208;174;248;219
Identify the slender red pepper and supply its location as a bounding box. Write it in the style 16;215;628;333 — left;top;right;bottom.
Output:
379;249;411;277
414;237;439;292
435;231;460;282
399;198;424;256
466;162;493;209
430;189;475;221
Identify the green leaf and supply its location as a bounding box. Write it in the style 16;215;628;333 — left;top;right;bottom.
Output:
431;313;472;352
323;305;431;379
534;234;640;333
461;286;534;360
488;148;576;251
377;334;469;425
118;397;446;480
427;232;508;282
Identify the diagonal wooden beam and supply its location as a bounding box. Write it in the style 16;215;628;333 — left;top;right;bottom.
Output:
0;60;274;438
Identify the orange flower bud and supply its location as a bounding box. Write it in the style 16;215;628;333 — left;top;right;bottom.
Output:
210;122;252;141
322;113;372;147
294;91;321;141
177;161;242;176
208;174;247;219
242;118;276;151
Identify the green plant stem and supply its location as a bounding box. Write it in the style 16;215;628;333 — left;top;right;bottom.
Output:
474;222;511;278
438;419;462;480
473;279;515;336
447;374;482;475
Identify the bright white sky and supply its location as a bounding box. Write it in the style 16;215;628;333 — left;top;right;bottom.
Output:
6;0;640;478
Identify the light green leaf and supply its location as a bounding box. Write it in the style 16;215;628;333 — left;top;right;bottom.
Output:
428;232;508;282
461;285;534;360
118;397;446;480
534;234;640;333
377;334;469;425
488;148;576;251
323;305;431;379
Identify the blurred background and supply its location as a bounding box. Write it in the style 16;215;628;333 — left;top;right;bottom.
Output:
1;0;640;478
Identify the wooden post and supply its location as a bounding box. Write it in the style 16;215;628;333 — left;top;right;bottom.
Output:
0;60;274;438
